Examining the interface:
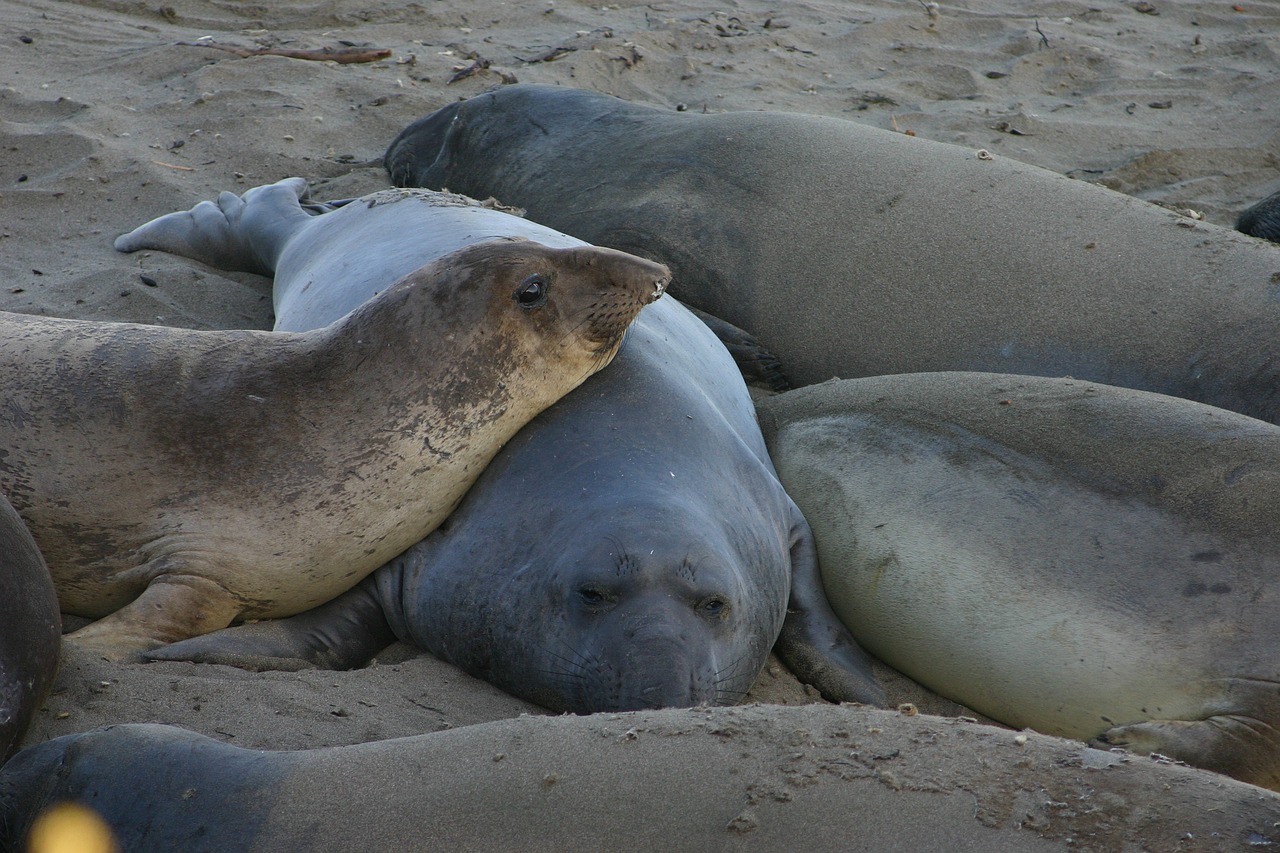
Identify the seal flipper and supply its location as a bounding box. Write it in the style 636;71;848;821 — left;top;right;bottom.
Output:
148;578;396;671
1094;677;1280;789
113;176;313;276
773;508;887;707
683;305;791;395
65;574;243;662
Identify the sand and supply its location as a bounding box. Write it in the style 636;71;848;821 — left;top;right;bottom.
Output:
3;0;1279;848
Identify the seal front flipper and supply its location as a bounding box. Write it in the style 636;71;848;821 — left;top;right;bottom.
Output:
1094;679;1280;790
113;176;312;276
773;509;887;707
64;574;243;662
149;578;395;671
684;305;791;395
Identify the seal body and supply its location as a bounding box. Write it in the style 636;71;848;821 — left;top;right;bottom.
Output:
0;493;59;762
757;372;1280;789
4;710;1279;852
11;227;664;657
1238;188;1280;243
125;180;882;711
386;84;1280;423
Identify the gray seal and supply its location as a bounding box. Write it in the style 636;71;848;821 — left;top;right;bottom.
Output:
757;371;1280;789
1238;188;1280;243
122;179;883;711
385;84;1280;423
5;708;1280;852
0;493;59;762
4;198;663;659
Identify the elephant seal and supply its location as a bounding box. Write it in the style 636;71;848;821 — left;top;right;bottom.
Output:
756;371;1280;789
122;179;883;711
7;223;664;659
0;493;59;763
386;84;1280;423
1238;188;1280;243
5;708;1280;852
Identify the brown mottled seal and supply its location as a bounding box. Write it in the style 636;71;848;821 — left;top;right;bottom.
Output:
4;232;666;658
118;178;883;711
5;707;1280;851
0;493;59;762
757;371;1280;789
386;84;1280;423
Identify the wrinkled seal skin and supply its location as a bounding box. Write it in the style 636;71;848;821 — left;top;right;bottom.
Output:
6;710;1280;853
1238;188;1280;243
386;84;1280;423
7;225;664;659
757;371;1280;790
0;493;59;763
126;179;883;711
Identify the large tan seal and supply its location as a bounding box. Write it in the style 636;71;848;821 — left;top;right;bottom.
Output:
0;238;666;658
757;371;1280;789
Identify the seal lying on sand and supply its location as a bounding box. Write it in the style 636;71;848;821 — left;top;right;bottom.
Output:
1238;188;1280;243
4;707;1279;852
386;84;1280;423
6;216;663;659
122;179;883;710
757;372;1280;789
0;493;59;762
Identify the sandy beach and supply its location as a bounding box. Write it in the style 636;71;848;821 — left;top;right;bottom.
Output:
3;0;1279;848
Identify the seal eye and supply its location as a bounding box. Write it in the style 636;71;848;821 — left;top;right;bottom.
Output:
579;586;610;607
514;273;550;310
699;596;729;619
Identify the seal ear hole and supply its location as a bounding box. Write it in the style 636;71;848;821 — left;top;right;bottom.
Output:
514;273;551;310
697;595;730;621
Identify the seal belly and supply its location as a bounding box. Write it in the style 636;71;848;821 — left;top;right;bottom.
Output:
765;399;1278;741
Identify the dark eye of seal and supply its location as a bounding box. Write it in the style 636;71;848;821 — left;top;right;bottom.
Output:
699;596;728;619
514;273;550;309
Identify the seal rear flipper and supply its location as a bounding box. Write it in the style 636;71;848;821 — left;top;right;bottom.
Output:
148;577;396;672
683;304;791;395
113;176;312;276
1094;710;1280;791
774;513;887;707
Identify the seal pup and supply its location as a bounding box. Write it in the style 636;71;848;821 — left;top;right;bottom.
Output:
120;179;884;710
7;231;665;658
5;707;1280;852
386;84;1280;423
0;493;59;763
757;371;1280;789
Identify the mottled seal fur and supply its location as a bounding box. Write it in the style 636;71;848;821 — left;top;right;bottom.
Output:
123;179;882;711
386;84;1280;423
757;371;1280;789
0;493;59;762
7;218;664;658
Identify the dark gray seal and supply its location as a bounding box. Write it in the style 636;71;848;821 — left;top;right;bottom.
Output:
122;180;884;711
385;84;1280;423
4;208;662;659
0;493;58;763
1238;188;1280;243
5;707;1280;852
757;371;1280;789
